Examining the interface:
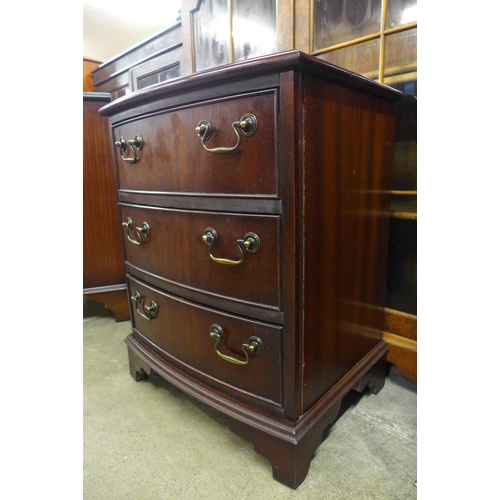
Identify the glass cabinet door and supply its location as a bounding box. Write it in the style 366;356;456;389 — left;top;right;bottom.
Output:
192;0;230;71
232;0;277;63
192;0;277;72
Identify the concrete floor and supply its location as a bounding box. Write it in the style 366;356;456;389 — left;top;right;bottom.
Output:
83;305;417;499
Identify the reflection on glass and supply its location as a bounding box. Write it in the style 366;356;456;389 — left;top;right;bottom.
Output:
232;0;276;62
112;88;127;100
387;0;417;28
138;64;181;90
385;28;417;79
317;39;379;78
314;0;381;51
193;0;230;71
159;64;181;83
391;92;417;191
138;74;159;89
385;217;417;315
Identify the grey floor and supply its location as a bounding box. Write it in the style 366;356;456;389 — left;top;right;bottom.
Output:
83;303;417;499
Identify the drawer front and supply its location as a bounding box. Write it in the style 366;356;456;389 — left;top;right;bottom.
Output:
113;90;278;196
119;204;281;309
128;276;283;405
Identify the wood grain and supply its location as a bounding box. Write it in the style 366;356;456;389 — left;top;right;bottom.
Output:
83;94;126;289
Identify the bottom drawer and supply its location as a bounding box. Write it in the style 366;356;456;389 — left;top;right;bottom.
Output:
127;275;283;407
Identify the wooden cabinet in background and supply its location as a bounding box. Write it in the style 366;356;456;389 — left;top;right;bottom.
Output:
83;92;129;321
92;23;182;99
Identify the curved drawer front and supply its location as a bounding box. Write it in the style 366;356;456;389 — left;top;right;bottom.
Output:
113;90;277;196
119;204;281;309
128;276;283;406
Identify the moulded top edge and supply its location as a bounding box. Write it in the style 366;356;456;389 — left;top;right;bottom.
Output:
92;22;183;74
99;50;402;118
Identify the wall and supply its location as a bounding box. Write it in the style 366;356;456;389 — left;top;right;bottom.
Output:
83;58;101;92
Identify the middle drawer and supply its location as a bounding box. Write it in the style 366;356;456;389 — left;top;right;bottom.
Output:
119;203;281;310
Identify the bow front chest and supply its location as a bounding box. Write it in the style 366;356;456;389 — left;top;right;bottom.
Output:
99;50;401;489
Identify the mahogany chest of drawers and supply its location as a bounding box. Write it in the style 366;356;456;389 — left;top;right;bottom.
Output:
99;50;401;489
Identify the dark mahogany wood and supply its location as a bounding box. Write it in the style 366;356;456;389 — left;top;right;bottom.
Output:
299;74;396;412
84;286;130;322
83;93;129;321
118;204;281;310
127;343;153;381
127;275;283;414
102;50;401;489
112;90;278;195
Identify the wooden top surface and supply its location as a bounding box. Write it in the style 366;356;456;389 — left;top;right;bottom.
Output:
99;50;402;118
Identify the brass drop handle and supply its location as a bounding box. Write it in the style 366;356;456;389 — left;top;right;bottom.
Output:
209;324;264;366
122;217;150;245
196;113;257;154
115;134;143;163
202;227;260;265
131;291;158;321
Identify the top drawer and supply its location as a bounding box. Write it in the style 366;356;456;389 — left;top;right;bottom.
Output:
112;90;278;197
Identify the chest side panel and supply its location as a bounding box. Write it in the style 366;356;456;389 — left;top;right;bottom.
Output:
300;75;396;411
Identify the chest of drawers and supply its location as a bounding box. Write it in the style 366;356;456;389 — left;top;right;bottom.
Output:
99;50;401;489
